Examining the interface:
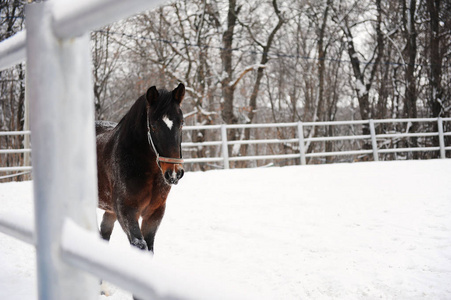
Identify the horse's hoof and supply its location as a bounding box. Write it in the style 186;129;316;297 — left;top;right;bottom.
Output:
100;280;112;296
131;238;148;250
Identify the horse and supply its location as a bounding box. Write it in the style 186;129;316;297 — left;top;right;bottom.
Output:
95;83;185;253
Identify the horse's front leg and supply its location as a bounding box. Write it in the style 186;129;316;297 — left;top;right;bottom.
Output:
115;198;148;250
141;205;166;253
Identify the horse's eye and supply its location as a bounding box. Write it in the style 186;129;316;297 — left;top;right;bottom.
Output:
180;120;185;128
150;124;157;132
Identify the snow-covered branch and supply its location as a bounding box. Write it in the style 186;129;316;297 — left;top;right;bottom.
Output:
230;64;266;89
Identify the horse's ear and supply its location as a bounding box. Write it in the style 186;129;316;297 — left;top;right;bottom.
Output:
172;83;185;105
146;86;159;107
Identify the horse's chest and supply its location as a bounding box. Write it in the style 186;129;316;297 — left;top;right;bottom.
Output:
147;180;170;206
130;177;170;213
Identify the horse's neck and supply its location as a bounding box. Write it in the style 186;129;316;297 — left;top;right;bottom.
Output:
117;98;144;139
115;119;158;169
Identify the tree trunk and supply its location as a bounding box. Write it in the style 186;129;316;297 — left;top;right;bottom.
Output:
426;0;444;157
342;25;371;134
402;0;419;156
315;0;332;123
240;0;284;166
403;0;418;120
220;0;239;126
338;0;384;139
426;0;443;118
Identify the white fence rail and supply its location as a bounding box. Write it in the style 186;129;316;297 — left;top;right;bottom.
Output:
2;118;451;174
0;131;32;175
0;212;249;300
181;117;451;169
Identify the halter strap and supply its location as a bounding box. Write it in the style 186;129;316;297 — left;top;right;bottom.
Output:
147;116;184;165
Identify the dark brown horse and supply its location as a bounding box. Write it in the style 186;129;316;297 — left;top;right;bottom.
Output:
96;83;185;253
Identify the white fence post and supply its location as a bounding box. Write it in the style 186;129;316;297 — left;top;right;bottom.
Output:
24;69;30;176
297;122;306;165
26;2;98;299
221;124;230;169
369;119;379;161
437;117;445;158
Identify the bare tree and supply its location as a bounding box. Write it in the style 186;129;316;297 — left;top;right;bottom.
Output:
220;0;240;126
232;0;285;163
425;0;445;118
332;0;384;136
92;27;123;120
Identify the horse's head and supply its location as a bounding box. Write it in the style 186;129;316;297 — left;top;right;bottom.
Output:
146;83;185;185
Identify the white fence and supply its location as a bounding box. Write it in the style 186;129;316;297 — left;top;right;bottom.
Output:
0;1;250;300
0;130;32;179
183;118;451;169
180;117;451;170
2;118;451;176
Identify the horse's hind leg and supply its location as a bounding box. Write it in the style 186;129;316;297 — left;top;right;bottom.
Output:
100;211;117;241
99;211;117;296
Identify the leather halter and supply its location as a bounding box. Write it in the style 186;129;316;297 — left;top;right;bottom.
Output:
147;116;184;165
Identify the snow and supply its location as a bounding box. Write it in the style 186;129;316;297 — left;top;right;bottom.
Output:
62;219;259;300
355;79;367;97
0;30;26;69
1;160;451;299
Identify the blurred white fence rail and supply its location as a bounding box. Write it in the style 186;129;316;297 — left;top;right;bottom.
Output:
0;0;248;300
0;212;250;300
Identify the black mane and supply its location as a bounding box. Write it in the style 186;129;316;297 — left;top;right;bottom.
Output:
116;95;147;139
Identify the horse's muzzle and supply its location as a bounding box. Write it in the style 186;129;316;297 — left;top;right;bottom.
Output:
163;167;184;185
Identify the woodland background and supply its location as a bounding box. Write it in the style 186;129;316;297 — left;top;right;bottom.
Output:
1;0;450;171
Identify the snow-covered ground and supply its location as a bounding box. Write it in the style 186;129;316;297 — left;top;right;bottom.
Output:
1;160;450;299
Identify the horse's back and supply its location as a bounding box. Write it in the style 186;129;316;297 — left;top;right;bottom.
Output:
95;120;117;211
95;120;117;136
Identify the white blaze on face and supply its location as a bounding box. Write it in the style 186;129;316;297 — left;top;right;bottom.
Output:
162;115;173;130
173;165;177;180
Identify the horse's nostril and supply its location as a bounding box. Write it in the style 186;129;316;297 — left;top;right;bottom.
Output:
164;171;171;181
177;169;184;180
